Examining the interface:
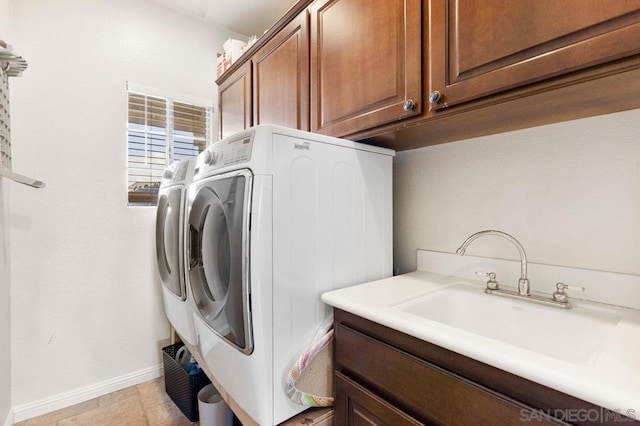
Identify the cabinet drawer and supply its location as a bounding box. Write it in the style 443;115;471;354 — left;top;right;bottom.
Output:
335;324;562;425
335;371;422;426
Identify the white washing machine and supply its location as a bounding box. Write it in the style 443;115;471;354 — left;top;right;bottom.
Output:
155;158;197;345
186;125;394;425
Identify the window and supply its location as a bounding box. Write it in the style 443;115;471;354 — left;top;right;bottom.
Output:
127;87;212;205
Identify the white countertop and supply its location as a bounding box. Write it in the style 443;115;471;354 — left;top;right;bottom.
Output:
321;270;640;418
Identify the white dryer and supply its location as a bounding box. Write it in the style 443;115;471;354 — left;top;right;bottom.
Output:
186;125;394;425
155;158;197;345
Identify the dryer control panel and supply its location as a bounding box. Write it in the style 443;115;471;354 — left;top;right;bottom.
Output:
196;130;255;174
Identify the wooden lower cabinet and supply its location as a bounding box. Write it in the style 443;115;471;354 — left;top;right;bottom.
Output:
333;309;639;426
335;372;422;426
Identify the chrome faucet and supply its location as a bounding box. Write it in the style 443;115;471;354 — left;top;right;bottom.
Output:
456;230;530;296
456;230;584;309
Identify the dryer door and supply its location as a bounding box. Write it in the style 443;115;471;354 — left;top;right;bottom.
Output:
155;186;186;299
188;169;253;354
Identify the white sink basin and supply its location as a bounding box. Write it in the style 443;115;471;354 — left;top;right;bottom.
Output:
393;283;622;363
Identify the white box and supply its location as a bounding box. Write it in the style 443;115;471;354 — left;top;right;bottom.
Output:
223;38;247;64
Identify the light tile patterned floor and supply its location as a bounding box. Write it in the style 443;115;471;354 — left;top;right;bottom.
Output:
16;377;194;426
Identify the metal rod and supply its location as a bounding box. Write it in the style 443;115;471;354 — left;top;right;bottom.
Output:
0;163;45;188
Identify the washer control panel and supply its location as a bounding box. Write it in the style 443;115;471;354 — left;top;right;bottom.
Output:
196;130;255;174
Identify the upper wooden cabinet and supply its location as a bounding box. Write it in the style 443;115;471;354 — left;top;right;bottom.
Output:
217;0;640;149
428;0;640;110
253;11;310;131
218;61;252;139
310;0;422;137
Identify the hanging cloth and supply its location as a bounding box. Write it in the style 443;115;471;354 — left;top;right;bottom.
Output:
285;315;335;407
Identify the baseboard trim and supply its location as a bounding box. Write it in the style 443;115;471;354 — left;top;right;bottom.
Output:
3;409;14;426
12;364;162;423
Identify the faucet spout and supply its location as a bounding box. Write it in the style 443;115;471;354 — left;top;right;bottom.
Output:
456;230;529;296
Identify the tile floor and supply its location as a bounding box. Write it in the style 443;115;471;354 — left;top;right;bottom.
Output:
16;377;194;426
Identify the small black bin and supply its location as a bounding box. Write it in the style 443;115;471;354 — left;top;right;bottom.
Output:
162;343;211;422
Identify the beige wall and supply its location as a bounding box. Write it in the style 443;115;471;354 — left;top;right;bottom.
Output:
394;108;640;277
0;180;11;424
8;0;243;418
1;0;14;422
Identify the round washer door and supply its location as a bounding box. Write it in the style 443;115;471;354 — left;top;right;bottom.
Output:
187;169;252;354
155;186;185;299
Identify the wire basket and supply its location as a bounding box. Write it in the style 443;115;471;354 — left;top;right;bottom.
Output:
162;343;211;422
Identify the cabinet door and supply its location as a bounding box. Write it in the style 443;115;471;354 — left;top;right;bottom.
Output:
428;0;640;110
218;61;252;139
334;372;423;426
310;0;421;137
335;323;566;425
253;11;309;131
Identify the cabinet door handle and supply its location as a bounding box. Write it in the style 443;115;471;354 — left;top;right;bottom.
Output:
429;91;442;103
403;99;416;111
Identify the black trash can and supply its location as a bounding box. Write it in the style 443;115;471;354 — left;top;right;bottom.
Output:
162;343;211;422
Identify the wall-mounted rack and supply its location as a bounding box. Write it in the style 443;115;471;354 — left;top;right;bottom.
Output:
0;40;45;189
0;44;28;77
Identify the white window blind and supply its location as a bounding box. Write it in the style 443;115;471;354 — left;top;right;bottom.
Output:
127;90;211;205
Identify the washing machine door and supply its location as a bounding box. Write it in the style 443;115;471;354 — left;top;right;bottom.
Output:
155;186;186;299
188;169;253;354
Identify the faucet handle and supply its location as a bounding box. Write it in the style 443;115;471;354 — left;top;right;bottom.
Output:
555;282;585;292
553;282;584;303
476;271;499;290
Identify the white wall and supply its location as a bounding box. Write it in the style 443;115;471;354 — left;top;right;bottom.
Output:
0;177;10;425
394;108;640;278
8;0;243;414
1;0;14;423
